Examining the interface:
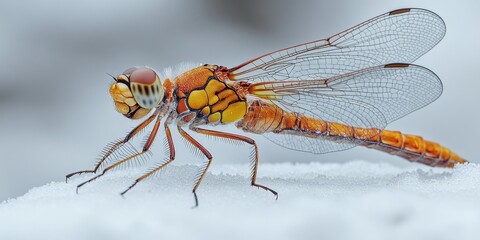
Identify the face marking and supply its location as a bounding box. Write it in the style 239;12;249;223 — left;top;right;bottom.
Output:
115;102;129;114
124;98;136;106
144;85;150;96
131;107;151;119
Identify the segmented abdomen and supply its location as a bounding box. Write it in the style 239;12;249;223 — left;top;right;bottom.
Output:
236;101;467;167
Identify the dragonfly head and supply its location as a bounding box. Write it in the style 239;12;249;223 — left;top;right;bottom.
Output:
109;67;164;119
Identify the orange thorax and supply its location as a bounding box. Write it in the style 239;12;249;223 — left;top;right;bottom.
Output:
174;65;247;124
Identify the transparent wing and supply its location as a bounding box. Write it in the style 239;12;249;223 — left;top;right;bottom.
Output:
247;64;443;154
263;132;357;154
228;8;446;82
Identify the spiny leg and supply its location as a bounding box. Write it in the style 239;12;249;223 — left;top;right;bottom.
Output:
120;114;177;196
177;119;213;207
76;114;162;193
192;127;278;199
65;139;124;181
66;112;158;182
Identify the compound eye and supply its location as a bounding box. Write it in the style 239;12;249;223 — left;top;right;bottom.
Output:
130;68;157;85
129;68;164;109
123;67;139;76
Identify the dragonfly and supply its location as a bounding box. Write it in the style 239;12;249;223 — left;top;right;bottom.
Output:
67;8;467;206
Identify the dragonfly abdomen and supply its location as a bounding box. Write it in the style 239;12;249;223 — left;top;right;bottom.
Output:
361;130;467;167
238;100;467;168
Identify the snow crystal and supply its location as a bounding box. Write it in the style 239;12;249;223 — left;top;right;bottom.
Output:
1;161;480;240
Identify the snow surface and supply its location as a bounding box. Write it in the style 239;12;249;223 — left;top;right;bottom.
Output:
1;161;480;240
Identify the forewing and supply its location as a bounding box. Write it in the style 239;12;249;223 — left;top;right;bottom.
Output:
248;64;442;154
229;8;445;82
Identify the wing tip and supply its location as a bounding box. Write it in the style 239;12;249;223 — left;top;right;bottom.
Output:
388;8;446;36
383;63;443;102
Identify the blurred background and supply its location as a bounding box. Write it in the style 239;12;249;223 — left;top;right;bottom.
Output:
0;0;478;201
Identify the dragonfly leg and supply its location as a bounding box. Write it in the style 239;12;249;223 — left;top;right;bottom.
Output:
76;114;162;193
120;114;177;196
176;119;213;207
65;112;158;182
191;127;278;199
